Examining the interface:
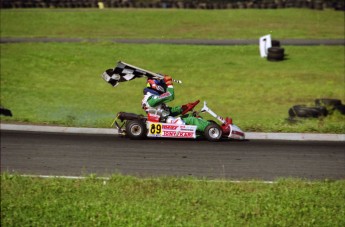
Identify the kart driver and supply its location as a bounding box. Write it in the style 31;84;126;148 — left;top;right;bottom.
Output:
142;75;210;132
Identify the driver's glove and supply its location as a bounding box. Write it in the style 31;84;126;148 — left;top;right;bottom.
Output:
164;75;173;86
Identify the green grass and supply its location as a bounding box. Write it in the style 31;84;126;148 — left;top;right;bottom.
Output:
1;173;345;226
1;8;344;39
1;43;344;133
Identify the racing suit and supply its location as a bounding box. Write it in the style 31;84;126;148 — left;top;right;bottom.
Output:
142;85;210;132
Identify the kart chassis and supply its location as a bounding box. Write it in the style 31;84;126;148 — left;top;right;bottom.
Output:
112;101;245;141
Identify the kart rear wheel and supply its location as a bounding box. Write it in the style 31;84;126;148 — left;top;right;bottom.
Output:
125;120;147;140
204;123;222;142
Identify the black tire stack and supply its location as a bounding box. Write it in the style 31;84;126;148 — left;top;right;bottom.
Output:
0;106;12;117
315;98;345;115
289;105;328;118
288;98;345;119
267;40;285;62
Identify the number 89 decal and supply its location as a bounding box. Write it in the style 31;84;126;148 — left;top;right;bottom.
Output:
149;123;162;135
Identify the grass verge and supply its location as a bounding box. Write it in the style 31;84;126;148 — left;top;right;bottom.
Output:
1;173;345;226
1;8;344;39
1;43;344;133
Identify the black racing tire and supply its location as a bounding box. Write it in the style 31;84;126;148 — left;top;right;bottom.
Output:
334;105;345;115
268;47;285;55
288;105;328;118
315;98;342;107
0;106;13;117
204;123;222;142
271;40;280;47
267;52;284;61
125;119;147;139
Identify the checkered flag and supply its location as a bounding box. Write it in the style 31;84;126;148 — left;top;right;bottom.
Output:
101;61;162;87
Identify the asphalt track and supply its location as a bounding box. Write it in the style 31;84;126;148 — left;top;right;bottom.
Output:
1;130;344;181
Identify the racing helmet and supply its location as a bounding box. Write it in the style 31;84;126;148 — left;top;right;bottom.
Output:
146;79;167;94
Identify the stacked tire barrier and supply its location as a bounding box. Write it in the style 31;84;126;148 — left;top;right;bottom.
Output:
1;0;344;10
267;40;286;62
288;98;345;119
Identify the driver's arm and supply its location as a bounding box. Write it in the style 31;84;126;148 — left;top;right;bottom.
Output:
147;86;174;107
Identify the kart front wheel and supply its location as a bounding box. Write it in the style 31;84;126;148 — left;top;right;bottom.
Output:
125;120;147;140
204;123;222;142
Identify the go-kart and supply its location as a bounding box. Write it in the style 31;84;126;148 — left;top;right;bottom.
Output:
102;61;245;141
112;100;245;142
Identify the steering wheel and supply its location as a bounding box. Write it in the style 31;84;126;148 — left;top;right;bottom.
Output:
181;100;200;115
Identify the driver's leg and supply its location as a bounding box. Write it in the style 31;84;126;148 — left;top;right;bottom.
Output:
182;116;210;132
169;106;183;116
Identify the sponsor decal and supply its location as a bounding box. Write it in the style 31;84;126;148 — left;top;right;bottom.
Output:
179;128;194;132
177;132;194;138
163;125;179;130
162;131;194;138
163;131;177;137
180;125;197;131
159;92;171;98
148;122;196;138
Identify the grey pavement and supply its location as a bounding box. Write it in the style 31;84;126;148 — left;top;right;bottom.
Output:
1;123;344;141
2;130;344;180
